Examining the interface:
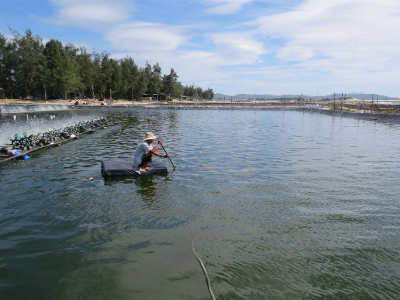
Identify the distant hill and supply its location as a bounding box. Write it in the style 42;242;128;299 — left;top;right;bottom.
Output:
213;92;399;100
213;93;301;100
325;93;399;100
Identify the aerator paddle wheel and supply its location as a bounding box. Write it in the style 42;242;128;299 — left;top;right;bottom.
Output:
6;117;112;151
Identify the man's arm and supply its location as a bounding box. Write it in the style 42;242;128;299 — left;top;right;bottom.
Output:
151;141;169;158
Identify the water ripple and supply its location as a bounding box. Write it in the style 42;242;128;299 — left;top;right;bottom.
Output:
1;108;400;299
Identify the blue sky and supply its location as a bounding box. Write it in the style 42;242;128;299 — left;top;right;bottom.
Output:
1;0;400;97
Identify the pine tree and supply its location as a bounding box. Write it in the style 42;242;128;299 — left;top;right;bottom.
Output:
77;47;96;98
120;56;138;100
11;29;44;97
110;59;122;99
0;28;214;100
162;68;179;100
147;62;162;97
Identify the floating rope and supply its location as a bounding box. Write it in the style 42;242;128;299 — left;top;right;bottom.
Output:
192;238;216;300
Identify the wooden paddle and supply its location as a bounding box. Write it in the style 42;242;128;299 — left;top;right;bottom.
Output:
161;144;176;169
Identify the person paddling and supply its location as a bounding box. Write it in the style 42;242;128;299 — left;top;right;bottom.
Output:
133;132;169;171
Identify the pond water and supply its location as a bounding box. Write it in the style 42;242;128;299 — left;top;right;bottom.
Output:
1;108;400;300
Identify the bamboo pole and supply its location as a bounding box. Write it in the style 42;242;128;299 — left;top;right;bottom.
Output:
161;145;175;169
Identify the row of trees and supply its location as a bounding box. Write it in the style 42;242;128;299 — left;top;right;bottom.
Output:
0;29;214;100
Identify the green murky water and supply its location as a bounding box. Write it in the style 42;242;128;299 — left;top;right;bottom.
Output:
1;108;400;299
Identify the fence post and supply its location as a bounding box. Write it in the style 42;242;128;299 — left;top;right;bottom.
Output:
341;92;343;110
371;94;374;113
333;92;336;110
376;94;379;112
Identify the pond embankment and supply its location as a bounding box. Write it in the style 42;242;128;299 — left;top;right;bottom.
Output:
300;108;400;124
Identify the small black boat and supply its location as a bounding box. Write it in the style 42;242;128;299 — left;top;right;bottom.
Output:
101;160;168;177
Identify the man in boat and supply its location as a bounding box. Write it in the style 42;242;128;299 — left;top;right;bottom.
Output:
133;132;169;171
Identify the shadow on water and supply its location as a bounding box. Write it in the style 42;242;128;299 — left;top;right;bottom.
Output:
103;174;170;202
134;175;163;199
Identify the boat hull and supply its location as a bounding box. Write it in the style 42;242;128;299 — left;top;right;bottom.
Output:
101;160;168;177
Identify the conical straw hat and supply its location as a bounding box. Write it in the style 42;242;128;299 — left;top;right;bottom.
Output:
143;132;157;141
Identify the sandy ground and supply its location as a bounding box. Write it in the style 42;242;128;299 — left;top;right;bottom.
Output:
0;99;157;105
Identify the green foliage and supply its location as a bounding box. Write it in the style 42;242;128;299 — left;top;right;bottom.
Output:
0;28;214;100
147;62;162;95
42;40;83;99
120;56;138;100
110;58;122;98
183;84;214;100
62;43;83;97
77;47;96;97
98;52;114;98
174;82;184;99
163;68;179;99
0;33;8;89
202;88;214;100
134;63;151;101
6;29;44;97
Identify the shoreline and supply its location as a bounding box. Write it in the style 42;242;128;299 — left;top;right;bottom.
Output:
0;98;310;111
299;107;400;124
2;99;400;117
0;99;150;106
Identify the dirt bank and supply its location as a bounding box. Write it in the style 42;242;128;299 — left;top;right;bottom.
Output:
299;108;400;124
0;99;154;106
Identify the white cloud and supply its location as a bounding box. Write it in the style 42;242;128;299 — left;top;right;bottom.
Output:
49;0;134;26
106;22;187;52
211;31;267;65
200;0;254;15
111;49;226;86
44;0;400;95
275;43;314;61
110;30;267;94
247;0;400;93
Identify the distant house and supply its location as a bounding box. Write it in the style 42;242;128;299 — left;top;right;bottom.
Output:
141;94;159;101
0;88;13;99
181;96;191;101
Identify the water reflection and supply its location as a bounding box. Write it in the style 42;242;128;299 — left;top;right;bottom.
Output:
134;175;160;200
103;176;137;186
103;173;169;206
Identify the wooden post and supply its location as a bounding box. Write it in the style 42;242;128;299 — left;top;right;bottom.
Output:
333;92;336;110
44;85;47;101
341;92;343;110
283;95;286;108
371;94;374;113
376;94;378;111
